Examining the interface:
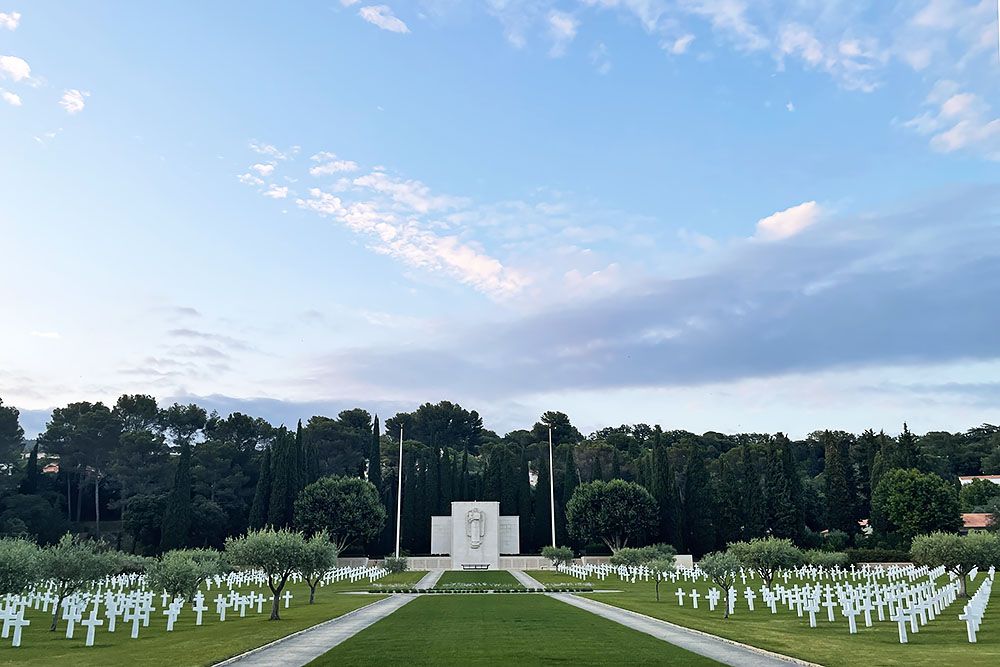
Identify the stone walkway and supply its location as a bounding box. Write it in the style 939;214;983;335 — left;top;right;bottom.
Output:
509;569;545;588
416;569;444;588
217;594;415;667
550;593;817;667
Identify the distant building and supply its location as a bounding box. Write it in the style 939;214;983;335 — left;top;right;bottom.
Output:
961;513;994;533
958;475;1000;486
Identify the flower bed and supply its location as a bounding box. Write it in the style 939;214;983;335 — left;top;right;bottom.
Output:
367;583;595;594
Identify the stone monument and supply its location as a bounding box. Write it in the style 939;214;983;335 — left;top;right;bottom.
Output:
430;501;520;569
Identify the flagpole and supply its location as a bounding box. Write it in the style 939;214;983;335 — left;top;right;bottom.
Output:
549;426;556;548
395;425;403;558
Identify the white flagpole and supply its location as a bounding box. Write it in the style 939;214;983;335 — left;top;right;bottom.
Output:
395;425;404;558
549;426;556;548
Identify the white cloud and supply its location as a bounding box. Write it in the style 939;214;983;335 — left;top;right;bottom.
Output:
358;5;409;33
666;34;695;55
904;81;1000;160
353;171;465;213
310;159;359;176
754;201;821;241
547;10;579;57
0;11;20;30
251;163;275;176
0;55;30;81
786;101;795;112
249;142;298;160
263;184;290;199
30;331;60;340
237;172;265;186
1;89;21;106
681;0;768;51
59;89;89;114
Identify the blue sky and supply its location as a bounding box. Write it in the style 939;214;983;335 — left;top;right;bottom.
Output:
2;1;999;438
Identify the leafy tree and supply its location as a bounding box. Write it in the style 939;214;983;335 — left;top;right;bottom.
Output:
299;532;339;603
160;403;207;448
804;549;848;568
294;476;386;552
541;545;574;566
146;548;223;601
698;551;740;618
191;498;230;549
532;411;582;447
226;528;309;620
0;537;41;595
41;534;117;630
728;537;803;587
122;494;165;553
249;446;272;530
960;478;1000;511
160;438;194;551
566;479;657;551
871;468;962;541
0;494;69;544
0;399;24;492
911;531;1000;597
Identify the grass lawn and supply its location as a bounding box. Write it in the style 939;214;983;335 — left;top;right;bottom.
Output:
310;593;720;665
435;570;523;588
528;570;1000;667
0;571;426;666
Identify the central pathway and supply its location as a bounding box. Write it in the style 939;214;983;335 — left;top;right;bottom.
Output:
509;569;544;588
551;593;816;667
416;569;444;588
218;594;415;667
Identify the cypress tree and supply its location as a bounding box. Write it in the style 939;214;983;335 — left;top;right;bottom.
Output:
764;438;797;539
517;447;532;550
533;454;552;550
248;446;272;529
611;450;622;479
590;455;604;482
20;442;39;494
160;441;193;551
823;430;854;534
741;444;765;539
368;416;382;494
460;447;469;501
715;456;743;547
651;431;682;547
778;434;805;539
682;446;715;557
561;446;578;511
401;452;418;553
854;429;878;517
294;420;305;493
268;430;297;528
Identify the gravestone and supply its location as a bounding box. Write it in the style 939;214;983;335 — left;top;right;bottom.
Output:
430;501;520;569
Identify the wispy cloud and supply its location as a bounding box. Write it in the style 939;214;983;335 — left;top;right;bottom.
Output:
59;89;89;114
0;11;20;31
547;10;579;57
358;5;409;34
1;89;20;106
904;79;1000;160
0;55;30;81
30;331;60;340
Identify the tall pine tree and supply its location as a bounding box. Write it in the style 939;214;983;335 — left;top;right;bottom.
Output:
822;430;855;534
740;444;765;540
650;431;682;547
160;441;193;551
19;441;39;494
682;445;716;556
268;429;298;528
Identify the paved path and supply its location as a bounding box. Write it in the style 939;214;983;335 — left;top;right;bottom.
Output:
217;594;415;667
551;594;817;667
416;569;444;588
509;569;545;588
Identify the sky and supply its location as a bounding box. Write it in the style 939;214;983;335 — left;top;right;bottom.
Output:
1;1;999;439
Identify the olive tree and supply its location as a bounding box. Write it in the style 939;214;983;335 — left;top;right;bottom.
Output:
299;532;339;604
911;531;1000;597
728;537;803;588
566;480;657;552
41;534;118;631
804;549;848;568
698;551;740;619
294;477;386;553
146;549;224;601
541;545;574;567
226;528;308;620
0;537;41;595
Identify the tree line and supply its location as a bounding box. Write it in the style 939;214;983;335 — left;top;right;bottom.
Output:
1;396;997;557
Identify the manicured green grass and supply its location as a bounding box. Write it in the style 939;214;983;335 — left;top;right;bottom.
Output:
0;571;427;666
310;593;720;665
435;570;522;587
528;570;1000;667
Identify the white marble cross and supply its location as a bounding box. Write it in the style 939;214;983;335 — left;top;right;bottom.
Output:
743;588;756;612
690;590;700;609
8;611;28;648
215;594;228;622
82;609;104;647
890;609;909;644
675;589;685;606
282;591;293;608
192;594;207;626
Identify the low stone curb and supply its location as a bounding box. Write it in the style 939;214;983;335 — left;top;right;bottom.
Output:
557;593;822;667
212;594;401;666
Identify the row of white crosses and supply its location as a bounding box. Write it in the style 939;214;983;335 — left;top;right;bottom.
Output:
660;563;993;646
958;568;995;643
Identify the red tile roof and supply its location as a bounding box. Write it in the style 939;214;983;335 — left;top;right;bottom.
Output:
962;513;994;530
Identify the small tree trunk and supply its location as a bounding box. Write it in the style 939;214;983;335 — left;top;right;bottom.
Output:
958;572;968;598
50;591;63;631
75;473;84;523
65;473;72;521
724;589;731;619
309;583;317;604
270;584;282;620
655;577;660;602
